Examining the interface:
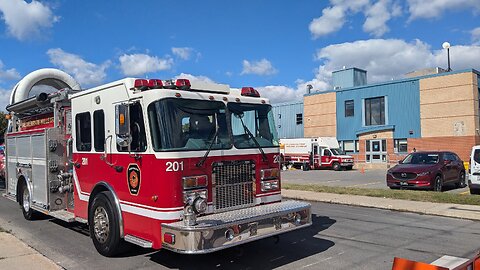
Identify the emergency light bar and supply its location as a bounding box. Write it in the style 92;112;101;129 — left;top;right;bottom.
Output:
132;78;231;95
241;87;260;97
148;79;163;89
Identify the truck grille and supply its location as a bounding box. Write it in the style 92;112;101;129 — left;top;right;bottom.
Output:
212;160;255;212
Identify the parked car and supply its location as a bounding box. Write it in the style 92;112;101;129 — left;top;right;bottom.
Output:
386;151;465;191
468;146;480;194
0;145;5;181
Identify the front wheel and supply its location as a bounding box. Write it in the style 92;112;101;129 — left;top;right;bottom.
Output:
89;192;125;257
332;162;341;171
20;182;34;220
433;175;443;192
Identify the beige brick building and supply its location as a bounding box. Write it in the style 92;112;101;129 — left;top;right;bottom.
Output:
303;68;480;165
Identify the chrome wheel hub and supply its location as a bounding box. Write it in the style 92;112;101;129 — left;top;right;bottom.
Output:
22;187;30;212
93;206;110;244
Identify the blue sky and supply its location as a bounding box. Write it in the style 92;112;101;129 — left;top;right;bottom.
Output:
0;0;480;109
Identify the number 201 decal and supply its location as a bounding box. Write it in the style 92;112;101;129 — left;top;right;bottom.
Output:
166;161;184;172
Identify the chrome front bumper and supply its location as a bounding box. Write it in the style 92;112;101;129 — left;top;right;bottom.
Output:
161;200;311;254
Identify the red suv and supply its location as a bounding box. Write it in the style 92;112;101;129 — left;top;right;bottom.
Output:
386;151;465;191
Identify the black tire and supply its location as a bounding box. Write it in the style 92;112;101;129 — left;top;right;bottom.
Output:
346;166;353;170
455;171;466;188
19;181;35;220
470;188;480;195
332;162;341;171
89;191;124;257
433;175;443;192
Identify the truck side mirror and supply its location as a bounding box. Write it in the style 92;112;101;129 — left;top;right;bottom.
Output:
115;104;131;146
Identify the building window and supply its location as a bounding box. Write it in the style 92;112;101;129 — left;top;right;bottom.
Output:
345;100;354;117
394;139;408;153
296;113;303;125
75;112;91;152
365;96;385;126
93;110;105;152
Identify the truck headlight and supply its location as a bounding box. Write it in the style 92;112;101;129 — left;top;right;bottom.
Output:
261;180;280;192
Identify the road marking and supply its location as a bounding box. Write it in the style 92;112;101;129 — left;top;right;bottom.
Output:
346;181;382;188
460;191;470;195
326;180;342;183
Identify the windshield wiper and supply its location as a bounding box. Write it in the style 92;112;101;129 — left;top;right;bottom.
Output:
196;127;219;167
239;116;268;162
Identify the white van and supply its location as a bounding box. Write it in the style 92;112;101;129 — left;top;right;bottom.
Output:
469;146;480;194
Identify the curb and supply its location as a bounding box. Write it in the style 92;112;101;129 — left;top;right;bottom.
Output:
282;189;480;221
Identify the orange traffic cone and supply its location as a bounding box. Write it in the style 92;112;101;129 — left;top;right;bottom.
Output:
360;167;365;174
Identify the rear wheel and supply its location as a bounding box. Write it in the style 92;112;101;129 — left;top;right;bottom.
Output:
455;171;466;188
346;165;353;170
332;162;341;171
89;191;124;257
433;175;443;192
19;182;34;220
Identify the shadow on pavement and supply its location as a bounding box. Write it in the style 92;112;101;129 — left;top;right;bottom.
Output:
148;214;336;270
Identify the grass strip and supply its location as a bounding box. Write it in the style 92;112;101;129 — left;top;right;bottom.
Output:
282;183;480;206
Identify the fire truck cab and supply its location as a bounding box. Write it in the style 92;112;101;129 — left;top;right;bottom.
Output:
4;69;311;256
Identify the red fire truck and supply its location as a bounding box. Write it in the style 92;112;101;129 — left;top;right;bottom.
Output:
280;137;354;171
4;68;311;256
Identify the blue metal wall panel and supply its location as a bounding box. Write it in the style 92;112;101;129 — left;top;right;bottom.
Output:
333;68;367;89
335;79;421;140
272;101;304;138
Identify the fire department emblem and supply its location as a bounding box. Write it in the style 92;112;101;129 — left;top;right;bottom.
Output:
127;164;141;195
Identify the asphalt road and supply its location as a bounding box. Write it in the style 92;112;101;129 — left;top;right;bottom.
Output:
0;193;479;270
281;168;470;194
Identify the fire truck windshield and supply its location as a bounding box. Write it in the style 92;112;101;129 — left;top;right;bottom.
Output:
148;98;231;151
228;103;279;149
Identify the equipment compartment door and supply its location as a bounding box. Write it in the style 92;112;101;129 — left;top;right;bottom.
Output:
31;134;48;208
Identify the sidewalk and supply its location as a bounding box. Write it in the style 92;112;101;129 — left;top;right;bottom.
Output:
282;189;480;221
0;232;60;270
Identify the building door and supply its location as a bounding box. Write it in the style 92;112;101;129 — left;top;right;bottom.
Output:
366;139;387;163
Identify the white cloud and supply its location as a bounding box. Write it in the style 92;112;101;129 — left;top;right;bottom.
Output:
407;0;480;20
0;88;12;112
0;0;59;40
47;48;110;86
472;27;480;45
172;47;194;60
315;39;480;83
363;0;394;37
173;73;216;84
309;5;347;38
257;76;332;104
241;59;278;76
119;53;173;76
310;0;400;38
0;60;20;82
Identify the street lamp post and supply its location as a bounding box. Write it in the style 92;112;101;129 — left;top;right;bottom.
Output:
442;42;451;72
